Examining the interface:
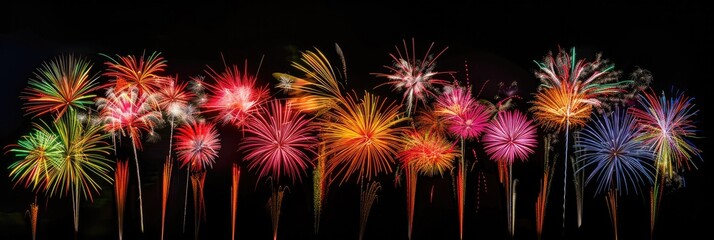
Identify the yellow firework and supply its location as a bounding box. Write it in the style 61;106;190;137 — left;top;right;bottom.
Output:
530;85;592;131
320;92;409;185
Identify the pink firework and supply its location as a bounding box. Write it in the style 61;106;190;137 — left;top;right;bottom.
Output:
174;120;222;172
482;110;538;164
96;87;162;149
202;62;269;128
240;100;317;184
436;86;492;139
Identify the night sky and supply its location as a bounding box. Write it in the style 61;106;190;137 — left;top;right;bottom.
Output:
1;1;710;239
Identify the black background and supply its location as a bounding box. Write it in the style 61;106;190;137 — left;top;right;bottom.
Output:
1;1;710;239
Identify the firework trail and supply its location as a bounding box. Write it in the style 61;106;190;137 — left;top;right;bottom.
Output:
115;160;129;240
102;51;167;94
29;200;38;240
575;108;655;239
21;55;100;120
97;86;162;232
231;164;240;240
161;157;172;240
313;142;327;233
374;38;450;117
266;182;288;240
359;181;381;240
535;134;557;240
629;90;700;236
482;110;538;237
191;172;206;240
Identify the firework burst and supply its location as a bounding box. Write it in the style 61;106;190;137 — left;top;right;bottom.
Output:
203;62;269;128
629;90;700;178
575;109;654;239
374;38;450;116
6;127;63;192
399;129;459;177
174;120;222;172
320;92;409;184
273;49;345;114
157;75;196;123
21;55;101;120
482;110;538;165
103;52;167;94
240;100;318;184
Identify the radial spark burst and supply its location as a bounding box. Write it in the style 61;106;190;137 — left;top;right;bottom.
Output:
6;127;62;192
158;76;196;122
103;52;167;94
482;110;538;165
576;109;655;195
320;92;409;184
629;90;700;178
240;100;318;184
374;38;449;116
531;85;593;131
96;87;163;149
21;55;101;120
174;120;222;172
399;130;459;176
436;86;492;139
203;62;268;128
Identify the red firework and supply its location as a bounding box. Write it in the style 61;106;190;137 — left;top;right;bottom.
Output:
174;120;222;172
202;62;269;128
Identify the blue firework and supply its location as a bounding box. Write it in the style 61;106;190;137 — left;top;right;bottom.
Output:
575;108;655;196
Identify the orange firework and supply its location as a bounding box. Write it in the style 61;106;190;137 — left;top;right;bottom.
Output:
103;52;167;94
320;92;409;185
530;85;592;131
399;129;459;177
273;48;345;114
191;172;206;240
114;160;129;240
414;106;449;136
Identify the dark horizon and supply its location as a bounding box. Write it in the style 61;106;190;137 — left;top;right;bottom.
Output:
2;1;710;240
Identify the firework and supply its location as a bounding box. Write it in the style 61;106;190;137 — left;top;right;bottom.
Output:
115;160;129;240
273;49;345;114
400;130;459;177
158;75;196;123
203;62;268;128
35;110;113;234
96;86;162;231
102;51;167;94
482;110;538;237
240;100;318;184
174;120;222;172
6;127;62;192
630;90;700;179
374;38;449;116
21;55;100;120
482;110;538;165
575;109;655;195
414;106;448;136
359;181;381;240
531;85;593;132
575;109;653;239
320;92;409;184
